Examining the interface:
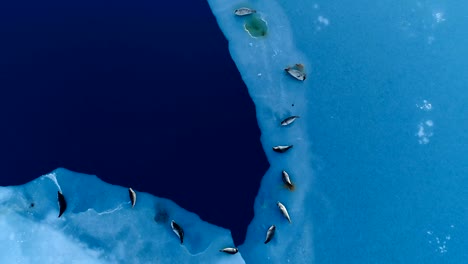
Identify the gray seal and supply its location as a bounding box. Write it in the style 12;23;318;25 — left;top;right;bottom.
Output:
277;201;292;223
264;225;276;244
272;145;293;153
128;188;136;208
280;116;300;126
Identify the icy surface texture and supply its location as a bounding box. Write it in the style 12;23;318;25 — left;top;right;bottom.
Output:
0;168;244;264
207;0;467;263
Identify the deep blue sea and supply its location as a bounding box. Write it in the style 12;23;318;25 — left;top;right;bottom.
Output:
0;0;267;245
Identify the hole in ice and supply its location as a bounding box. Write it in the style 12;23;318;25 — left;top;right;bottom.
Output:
154;205;169;224
244;15;268;38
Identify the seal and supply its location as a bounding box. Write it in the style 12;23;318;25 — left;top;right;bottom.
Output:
219;247;239;254
280;115;300;126
272;145;293;153
171;220;184;244
285;64;306;81
128;188;136;208
277;201;291;223
57;191;67;218
282;170;295;191
264;225;276;244
234;7;256;16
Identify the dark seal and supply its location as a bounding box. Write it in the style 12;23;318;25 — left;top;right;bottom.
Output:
57;191;67;218
171;220;184;244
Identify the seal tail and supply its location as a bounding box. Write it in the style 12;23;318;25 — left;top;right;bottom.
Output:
285;183;296;191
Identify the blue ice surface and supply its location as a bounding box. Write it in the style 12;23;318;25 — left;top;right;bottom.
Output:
0;169;245;264
207;0;468;263
1;0;467;263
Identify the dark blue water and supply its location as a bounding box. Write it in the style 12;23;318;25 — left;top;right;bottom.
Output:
0;0;268;245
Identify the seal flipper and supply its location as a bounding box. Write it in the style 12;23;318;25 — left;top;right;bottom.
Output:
281;170;295;191
277;201;292;223
57;191;67;218
280;115;300;126
272;145;293;153
234;7;256;16
285;65;306;81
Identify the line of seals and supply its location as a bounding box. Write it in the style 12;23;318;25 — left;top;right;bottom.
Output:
47;5;306;257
